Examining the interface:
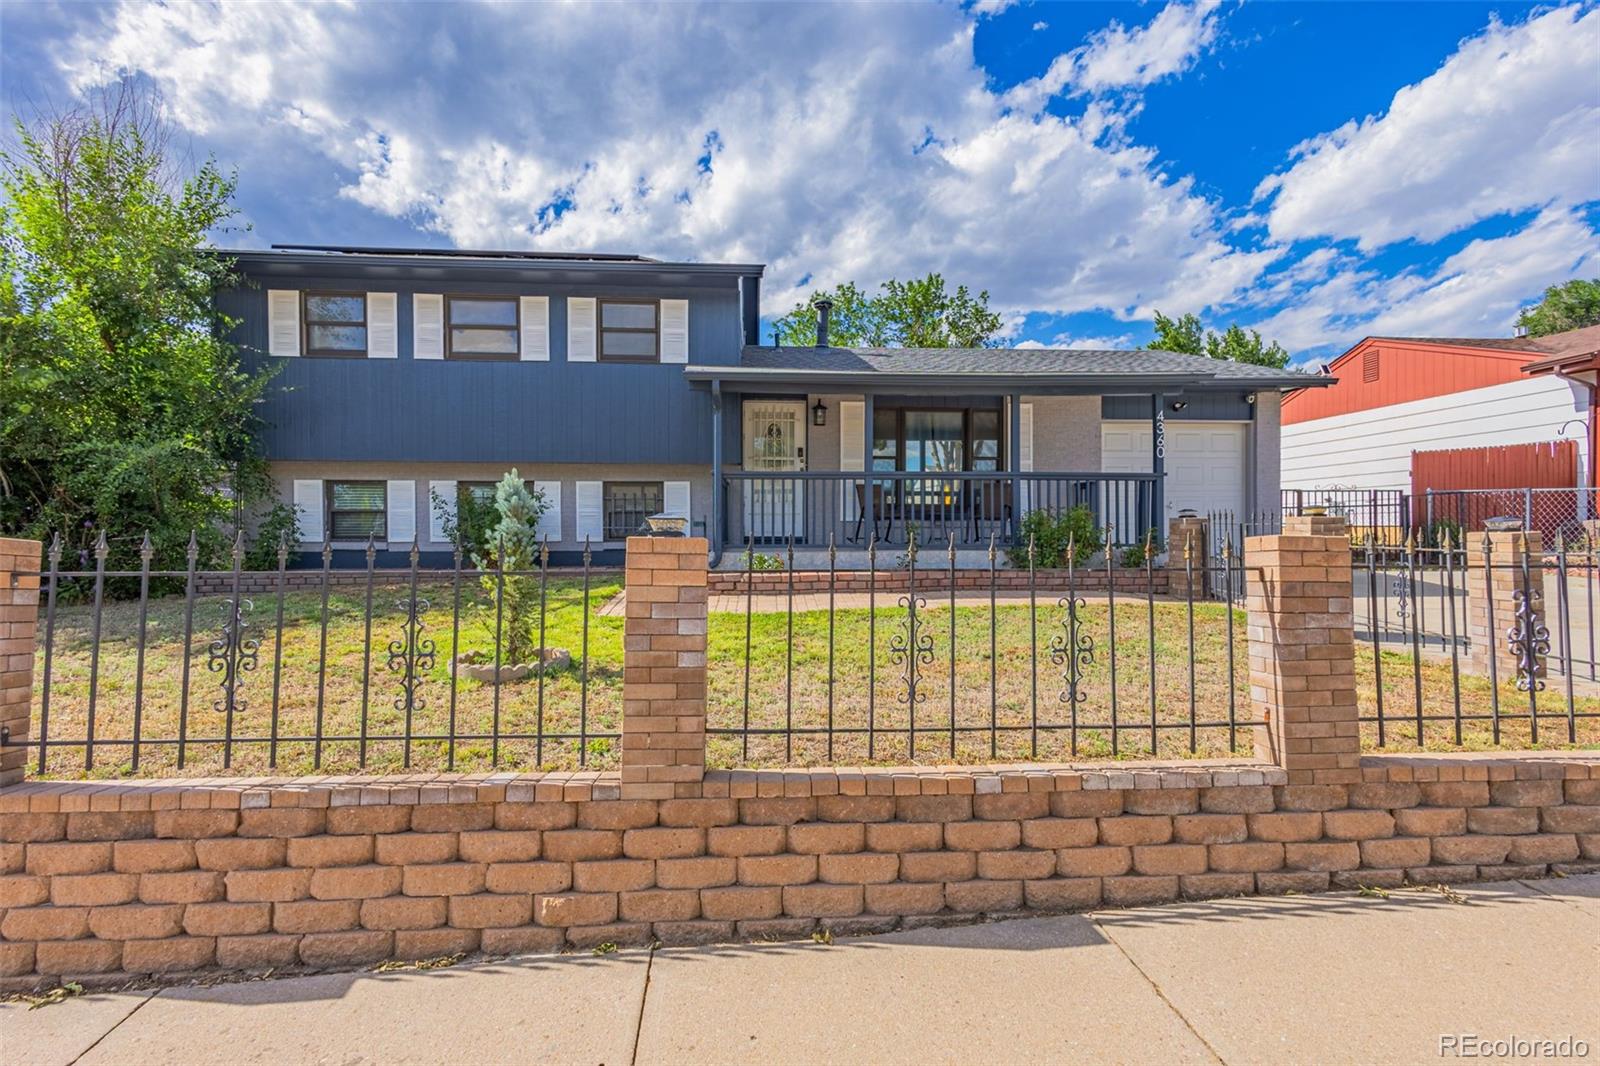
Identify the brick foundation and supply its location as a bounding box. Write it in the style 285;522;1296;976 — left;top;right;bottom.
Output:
2;755;1595;988
191;567;622;597
708;568;1170;596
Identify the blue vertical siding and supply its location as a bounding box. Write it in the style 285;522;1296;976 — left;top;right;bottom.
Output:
225;272;744;464
1102;392;1253;421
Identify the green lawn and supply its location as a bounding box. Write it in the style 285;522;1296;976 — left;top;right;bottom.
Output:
26;579;1600;779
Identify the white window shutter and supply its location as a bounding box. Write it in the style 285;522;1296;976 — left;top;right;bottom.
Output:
567;297;597;362
839;400;864;518
292;479;323;543
368;293;398;358
268;290;300;357
663;481;691;520
519;296;549;361
386;480;416;544
413;294;444;359
533;480;562;542
660;299;689;363
428;480;456;544
1020;403;1035;471
575;481;604;542
1019;402;1035;513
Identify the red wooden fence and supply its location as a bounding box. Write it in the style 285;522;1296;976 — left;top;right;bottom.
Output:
1411;440;1577;496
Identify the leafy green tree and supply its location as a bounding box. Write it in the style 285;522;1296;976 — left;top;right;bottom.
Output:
470;471;550;665
0;81;271;572
774;273;1003;348
1146;311;1290;368
1203;324;1290;368
1148;311;1205;355
1517;279;1600;337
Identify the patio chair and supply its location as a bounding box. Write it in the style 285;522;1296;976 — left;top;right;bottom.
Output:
852;481;896;544
968;480;1014;543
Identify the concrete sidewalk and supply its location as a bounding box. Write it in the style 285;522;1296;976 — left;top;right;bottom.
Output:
6;875;1596;1066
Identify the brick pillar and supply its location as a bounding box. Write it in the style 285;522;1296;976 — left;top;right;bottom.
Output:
1245;515;1360;785
0;539;42;788
621;536;708;800
1465;531;1545;682
1167;515;1209;598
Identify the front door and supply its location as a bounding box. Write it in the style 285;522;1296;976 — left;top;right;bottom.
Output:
744;401;807;541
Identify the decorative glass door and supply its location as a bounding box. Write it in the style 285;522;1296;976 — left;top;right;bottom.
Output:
744;402;806;541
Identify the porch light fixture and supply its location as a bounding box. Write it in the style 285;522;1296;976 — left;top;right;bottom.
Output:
812;398;827;427
1170;400;1189;411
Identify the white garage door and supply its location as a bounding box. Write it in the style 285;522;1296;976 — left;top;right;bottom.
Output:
1102;422;1249;522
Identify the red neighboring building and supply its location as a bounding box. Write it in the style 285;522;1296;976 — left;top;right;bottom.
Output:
1281;326;1600;499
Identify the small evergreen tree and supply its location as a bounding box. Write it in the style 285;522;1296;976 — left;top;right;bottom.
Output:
470;470;548;665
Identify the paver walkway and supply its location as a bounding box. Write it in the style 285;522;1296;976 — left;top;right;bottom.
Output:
6;875;1596;1066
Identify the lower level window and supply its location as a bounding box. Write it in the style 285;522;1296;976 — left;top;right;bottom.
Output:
328;481;386;540
604;481;662;540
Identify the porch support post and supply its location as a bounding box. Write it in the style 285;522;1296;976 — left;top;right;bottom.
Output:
1010;393;1023;539
862;392;875;540
710;381;724;565
1151;393;1167;547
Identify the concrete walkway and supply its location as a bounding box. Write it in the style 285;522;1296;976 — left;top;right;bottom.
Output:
6;876;1596;1066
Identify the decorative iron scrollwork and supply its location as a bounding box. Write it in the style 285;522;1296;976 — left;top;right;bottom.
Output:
1050;594;1095;706
207;597;259;714
888;534;934;705
1506;588;1550;693
388;595;437;713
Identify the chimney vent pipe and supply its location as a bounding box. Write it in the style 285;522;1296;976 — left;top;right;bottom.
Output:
813;297;833;348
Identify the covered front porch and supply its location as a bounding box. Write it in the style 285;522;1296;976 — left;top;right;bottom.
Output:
686;344;1310;565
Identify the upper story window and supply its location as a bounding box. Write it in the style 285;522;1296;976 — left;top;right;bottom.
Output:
303;293;368;357
598;298;659;363
327;481;386;540
447;296;519;360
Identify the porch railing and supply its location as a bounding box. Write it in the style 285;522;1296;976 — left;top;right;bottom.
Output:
721;471;1160;551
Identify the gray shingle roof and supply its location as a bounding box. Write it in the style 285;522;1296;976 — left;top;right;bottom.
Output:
719;345;1322;385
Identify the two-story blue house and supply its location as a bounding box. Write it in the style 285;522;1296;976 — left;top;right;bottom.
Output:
223;245;1329;567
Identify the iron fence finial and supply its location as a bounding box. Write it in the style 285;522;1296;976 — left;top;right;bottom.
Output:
409;535;420;568
365;534;377;565
139;532;155;564
186;530;200;565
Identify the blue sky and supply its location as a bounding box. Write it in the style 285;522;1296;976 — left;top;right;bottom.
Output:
3;0;1597;362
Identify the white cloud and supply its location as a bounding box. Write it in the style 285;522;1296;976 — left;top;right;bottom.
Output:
1250;209;1600;352
1005;0;1222;110
1032;21;1049;32
1256;5;1600;250
59;0;1257;320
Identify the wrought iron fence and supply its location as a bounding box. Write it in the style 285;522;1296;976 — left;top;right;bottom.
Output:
706;528;1255;765
25;530;618;778
1281;488;1410;543
1352;531;1600;748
